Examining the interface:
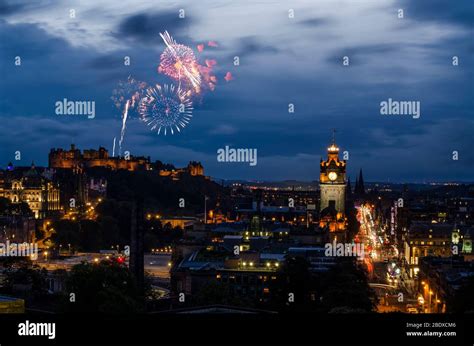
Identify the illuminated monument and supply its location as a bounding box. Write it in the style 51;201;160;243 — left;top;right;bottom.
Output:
319;132;347;233
49;144;151;171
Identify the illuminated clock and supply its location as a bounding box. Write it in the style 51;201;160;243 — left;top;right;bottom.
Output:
452;230;460;244
328;172;338;181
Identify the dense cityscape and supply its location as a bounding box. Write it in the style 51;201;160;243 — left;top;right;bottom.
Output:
0;139;472;316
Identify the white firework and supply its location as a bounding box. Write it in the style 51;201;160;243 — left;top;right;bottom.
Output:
139;84;193;136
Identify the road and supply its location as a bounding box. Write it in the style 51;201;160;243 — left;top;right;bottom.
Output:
144;254;171;278
356;204;381;277
357;203;418;313
34;252;171;279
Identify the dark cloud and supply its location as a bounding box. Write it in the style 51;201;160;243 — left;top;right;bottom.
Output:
236;36;280;56
0;0;53;17
113;10;194;43
0;1;25;16
0;20;65;59
399;0;474;27
325;43;398;66
298;17;330;27
85;54;125;70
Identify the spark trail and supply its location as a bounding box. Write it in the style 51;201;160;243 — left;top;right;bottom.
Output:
159;31;201;92
111;77;147;155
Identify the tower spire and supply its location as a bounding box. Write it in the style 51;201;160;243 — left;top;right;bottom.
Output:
327;129;339;154
358;168;365;195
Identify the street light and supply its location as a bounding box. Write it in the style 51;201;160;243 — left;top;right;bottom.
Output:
428;291;434;312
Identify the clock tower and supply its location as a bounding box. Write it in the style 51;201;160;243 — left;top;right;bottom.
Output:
319;134;346;215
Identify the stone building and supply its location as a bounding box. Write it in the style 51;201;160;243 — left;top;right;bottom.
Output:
1;163;60;219
49;144;151;171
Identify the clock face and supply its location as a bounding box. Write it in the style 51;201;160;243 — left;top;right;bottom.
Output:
452;232;460;244
328;172;338;181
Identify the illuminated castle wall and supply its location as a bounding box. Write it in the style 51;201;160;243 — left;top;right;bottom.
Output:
159;161;205;180
49;144;151;171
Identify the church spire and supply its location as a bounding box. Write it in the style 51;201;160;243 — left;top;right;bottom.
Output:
358;169;365;195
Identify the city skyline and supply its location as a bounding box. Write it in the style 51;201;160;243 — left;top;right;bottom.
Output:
1;0;473;182
3;142;473;184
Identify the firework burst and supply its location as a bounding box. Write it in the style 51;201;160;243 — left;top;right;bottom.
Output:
111;76;147;111
139;84;193;136
158;31;201;92
111;76;147;155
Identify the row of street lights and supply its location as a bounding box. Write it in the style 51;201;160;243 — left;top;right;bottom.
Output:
419;280;443;313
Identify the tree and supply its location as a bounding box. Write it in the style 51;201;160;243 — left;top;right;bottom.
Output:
96;199;131;246
63;260;144;313
79;220;101;251
449;276;474;313
98;215;121;248
51;220;80;249
0;197;32;216
320;259;376;313
1;262;48;299
269;256;320;311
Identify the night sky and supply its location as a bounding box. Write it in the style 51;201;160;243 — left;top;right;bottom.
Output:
0;0;473;182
